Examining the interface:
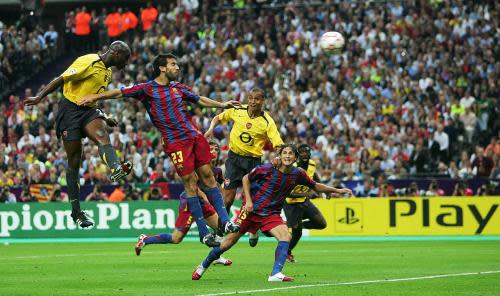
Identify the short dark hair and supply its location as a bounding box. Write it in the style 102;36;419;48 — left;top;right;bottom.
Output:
297;144;311;154
249;87;266;99
152;53;178;77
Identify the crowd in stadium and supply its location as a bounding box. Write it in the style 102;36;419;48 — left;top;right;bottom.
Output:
0;0;499;202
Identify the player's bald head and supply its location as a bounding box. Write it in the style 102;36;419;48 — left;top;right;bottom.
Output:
109;41;131;56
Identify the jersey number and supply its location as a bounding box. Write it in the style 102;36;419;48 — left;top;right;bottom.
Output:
292;185;309;194
170;151;184;164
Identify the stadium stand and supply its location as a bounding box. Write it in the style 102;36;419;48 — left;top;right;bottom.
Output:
0;0;498;202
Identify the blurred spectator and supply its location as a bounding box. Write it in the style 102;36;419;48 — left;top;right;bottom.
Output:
108;184;126;202
74;6;91;52
452;181;473;197
477;181;498;196
141;2;158;31
421;180;442;197
121;8;138;40
485;137;500;157
50;184;68;202
105;8;123;40
43;24;58;47
148;187;165;200
85;185;109;202
19;187;34;202
410;141;429;175
472;147;494;177
395;182;420;197
0;187;16;203
1;1;499;200
127;186;144;201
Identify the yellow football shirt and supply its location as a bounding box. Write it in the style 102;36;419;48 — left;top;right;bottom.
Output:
286;159;317;204
61;54;112;105
218;105;284;158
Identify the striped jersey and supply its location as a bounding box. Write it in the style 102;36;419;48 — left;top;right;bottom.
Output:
121;80;200;145
248;164;316;216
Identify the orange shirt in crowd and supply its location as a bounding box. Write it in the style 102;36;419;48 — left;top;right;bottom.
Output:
105;12;122;37
108;187;126;202
141;6;158;31
122;10;138;32
75;11;91;36
485;143;500;156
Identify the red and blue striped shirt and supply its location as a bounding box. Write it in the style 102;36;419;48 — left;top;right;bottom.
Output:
248;164;316;216
121;80;200;145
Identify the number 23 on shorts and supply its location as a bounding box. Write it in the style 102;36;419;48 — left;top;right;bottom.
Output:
170;151;184;164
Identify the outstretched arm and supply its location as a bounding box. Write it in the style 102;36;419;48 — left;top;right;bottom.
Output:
198;96;240;109
24;76;64;106
77;89;123;106
313;183;352;198
288;189;320;199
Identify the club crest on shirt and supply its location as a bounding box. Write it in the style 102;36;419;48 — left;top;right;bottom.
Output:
224;178;231;187
246;123;252;129
62;131;68;138
172;88;178;94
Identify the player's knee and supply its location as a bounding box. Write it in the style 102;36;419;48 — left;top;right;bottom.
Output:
171;231;184;244
94;129;110;145
171;236;183;244
200;167;214;180
183;175;198;195
198;169;215;186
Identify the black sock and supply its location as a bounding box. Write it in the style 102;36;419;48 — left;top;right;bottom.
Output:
98;144;120;169
288;227;302;253
67;167;81;213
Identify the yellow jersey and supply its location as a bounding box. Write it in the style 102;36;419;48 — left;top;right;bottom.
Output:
61;54;112;105
218;105;284;158
286;159;317;204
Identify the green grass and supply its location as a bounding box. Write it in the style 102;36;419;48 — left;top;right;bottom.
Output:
1;240;500;295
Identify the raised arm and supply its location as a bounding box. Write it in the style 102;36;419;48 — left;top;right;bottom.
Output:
198;96;240;109
77;89;123;106
24;76;64;106
242;174;254;212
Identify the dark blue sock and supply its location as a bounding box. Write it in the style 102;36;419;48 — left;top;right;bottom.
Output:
271;241;290;276
186;196;209;239
202;247;224;268
205;187;229;224
144;233;172;245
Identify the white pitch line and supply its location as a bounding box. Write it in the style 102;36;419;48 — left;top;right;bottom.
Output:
197;270;500;296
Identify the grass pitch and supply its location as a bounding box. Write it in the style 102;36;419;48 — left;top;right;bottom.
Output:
1;239;500;295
